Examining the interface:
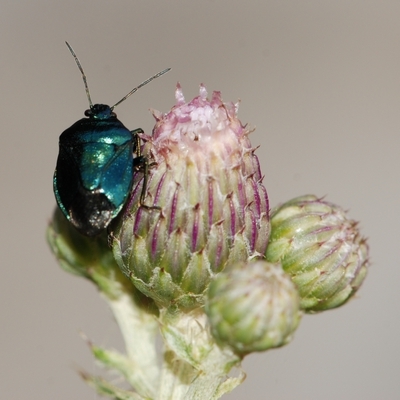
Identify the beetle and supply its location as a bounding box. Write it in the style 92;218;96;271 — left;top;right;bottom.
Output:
53;42;170;236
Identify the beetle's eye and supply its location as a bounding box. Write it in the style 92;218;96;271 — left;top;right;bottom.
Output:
84;109;91;117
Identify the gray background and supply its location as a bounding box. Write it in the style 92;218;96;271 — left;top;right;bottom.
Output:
1;1;399;399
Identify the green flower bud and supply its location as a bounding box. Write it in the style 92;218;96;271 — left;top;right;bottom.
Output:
112;85;270;310
266;195;369;312
205;260;301;355
47;207;155;311
47;207;113;279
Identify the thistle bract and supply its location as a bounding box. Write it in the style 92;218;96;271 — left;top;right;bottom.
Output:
112;85;269;310
205;260;302;355
266;195;369;312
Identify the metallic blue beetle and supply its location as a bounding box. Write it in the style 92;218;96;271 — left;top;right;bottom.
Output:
53;42;170;237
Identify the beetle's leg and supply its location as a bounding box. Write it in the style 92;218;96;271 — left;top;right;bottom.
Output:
131;128;144;157
131;128;160;210
134;156;161;211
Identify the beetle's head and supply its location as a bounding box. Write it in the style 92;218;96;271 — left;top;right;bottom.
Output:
85;104;116;120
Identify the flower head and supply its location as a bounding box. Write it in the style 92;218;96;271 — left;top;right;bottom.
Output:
112;85;269;309
266;195;369;312
205;260;302;355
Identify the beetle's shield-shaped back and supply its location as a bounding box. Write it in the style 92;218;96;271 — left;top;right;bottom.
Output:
54;117;134;236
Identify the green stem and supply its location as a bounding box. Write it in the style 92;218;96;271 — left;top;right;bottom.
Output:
105;291;160;398
155;309;242;400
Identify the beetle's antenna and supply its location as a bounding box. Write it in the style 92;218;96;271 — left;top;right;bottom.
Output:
65;41;93;108
111;68;171;110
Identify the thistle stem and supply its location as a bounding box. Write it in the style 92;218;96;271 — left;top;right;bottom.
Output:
105;291;160;398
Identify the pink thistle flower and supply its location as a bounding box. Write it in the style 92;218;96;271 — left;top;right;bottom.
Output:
112;85;270;309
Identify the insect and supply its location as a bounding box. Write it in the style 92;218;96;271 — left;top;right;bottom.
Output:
53;41;170;237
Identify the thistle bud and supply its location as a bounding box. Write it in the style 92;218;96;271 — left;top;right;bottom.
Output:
112;85;269;309
47;208;156;309
47;207;112;280
205;260;302;355
266;195;369;312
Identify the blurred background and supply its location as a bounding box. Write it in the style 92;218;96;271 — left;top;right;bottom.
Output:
1;1;399;399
